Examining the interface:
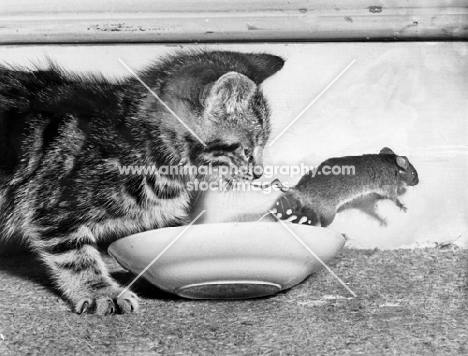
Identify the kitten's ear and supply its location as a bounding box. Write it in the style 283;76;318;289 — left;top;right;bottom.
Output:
244;53;285;84
200;72;256;114
396;156;409;171
380;147;395;155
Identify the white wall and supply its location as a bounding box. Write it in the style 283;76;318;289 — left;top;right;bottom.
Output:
1;42;467;249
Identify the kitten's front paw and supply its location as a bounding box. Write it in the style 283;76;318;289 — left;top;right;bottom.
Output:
74;288;139;315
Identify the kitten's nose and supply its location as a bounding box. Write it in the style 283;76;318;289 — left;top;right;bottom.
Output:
248;156;263;179
252;168;263;180
249;147;263;179
251;160;264;179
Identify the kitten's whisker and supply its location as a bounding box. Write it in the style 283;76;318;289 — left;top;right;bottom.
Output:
257;210;274;222
223;188;234;223
220;190;227;222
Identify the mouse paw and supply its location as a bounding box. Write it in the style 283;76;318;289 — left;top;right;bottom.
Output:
379;218;388;227
395;199;408;212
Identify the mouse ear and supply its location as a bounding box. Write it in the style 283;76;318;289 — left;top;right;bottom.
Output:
396;156;409;171
380;147;395;155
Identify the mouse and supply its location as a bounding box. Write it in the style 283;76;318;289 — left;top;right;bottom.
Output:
270;147;419;227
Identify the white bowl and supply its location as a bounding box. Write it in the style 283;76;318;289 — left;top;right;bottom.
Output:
108;222;345;299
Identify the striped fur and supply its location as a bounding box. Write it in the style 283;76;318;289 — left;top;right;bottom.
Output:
0;50;285;314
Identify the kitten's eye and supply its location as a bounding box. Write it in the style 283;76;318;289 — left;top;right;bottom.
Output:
205;141;240;153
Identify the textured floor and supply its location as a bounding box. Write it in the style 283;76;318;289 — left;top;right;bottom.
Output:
0;247;467;355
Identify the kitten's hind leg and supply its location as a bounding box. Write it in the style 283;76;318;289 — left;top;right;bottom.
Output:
36;226;139;315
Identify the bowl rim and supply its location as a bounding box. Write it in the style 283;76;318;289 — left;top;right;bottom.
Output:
109;221;346;245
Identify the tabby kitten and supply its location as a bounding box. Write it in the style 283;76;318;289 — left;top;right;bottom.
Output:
0;50;285;315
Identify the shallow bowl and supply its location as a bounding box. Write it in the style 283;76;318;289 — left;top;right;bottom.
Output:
108;222;345;299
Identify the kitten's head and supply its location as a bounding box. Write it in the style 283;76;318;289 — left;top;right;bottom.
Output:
195;70;271;183
145;51;285;185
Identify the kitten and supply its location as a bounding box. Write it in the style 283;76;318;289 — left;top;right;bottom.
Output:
0;50;285;314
